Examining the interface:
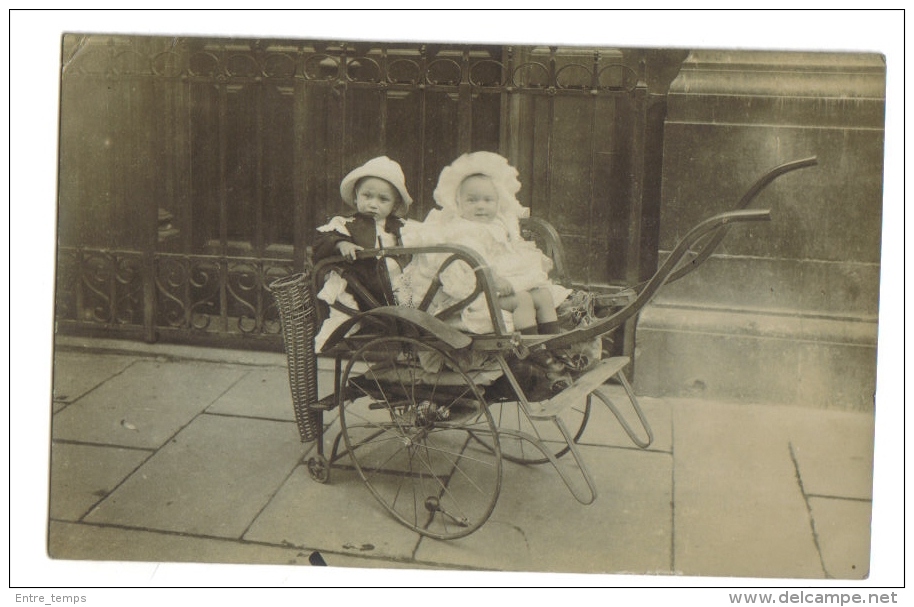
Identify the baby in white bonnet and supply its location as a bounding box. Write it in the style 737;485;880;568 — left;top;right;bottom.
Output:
395;152;573;387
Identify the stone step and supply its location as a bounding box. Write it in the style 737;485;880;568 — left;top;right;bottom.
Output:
635;305;877;411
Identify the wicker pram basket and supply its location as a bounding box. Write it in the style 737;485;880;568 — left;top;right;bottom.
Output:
270;271;322;442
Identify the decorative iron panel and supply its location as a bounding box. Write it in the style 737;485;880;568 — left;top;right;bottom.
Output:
55;248;146;327
57;246;293;344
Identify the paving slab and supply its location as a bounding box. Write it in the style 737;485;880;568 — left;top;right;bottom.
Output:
672;399;824;579
787;409;875;501
43;341;879;580
83;414;303;539
52;359;246;449
243;463;422;561
48;521;315;566
809;497;872;580
415;444;673;575
49;443;152;521
52;351;137;405
207;367;339;424
207;367;295;421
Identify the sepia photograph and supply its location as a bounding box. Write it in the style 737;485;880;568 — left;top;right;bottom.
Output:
10;9;904;596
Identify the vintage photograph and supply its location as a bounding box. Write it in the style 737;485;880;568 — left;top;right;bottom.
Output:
28;14;894;589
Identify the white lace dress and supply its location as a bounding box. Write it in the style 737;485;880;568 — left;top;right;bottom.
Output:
394;214;571;334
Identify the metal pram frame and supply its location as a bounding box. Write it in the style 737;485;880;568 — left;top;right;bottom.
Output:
269;157;817;540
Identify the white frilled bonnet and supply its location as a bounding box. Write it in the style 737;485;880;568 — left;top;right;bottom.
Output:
339;156;413;216
430;152;529;234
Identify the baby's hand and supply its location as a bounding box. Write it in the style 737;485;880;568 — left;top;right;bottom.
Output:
493;277;514;297
337;241;363;261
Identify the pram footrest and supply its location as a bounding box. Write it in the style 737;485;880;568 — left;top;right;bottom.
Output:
309;393;337;411
528;356;630;420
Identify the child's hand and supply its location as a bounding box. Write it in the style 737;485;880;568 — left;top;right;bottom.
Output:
337;241;363;261
493;277;514;297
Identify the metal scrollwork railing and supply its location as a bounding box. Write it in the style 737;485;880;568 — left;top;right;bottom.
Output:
57;246;293;343
54;248;145;327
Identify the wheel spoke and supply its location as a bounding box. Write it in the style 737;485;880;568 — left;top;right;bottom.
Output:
419;434;497;469
342;402;413;447
414;438;470;518
362;356;410;436
339;335;502;539
424;433;494;495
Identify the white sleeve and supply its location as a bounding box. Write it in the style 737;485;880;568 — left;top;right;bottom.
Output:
438;260;478;300
399;219;425;247
316;216;353;236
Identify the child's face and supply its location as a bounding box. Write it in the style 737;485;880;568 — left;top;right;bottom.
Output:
456;175;498;223
355;177;400;220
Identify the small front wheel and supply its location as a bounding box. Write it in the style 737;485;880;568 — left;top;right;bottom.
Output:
306;454;330;484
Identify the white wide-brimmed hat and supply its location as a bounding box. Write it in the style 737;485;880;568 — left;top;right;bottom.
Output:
339;156;413;216
431;151;528;227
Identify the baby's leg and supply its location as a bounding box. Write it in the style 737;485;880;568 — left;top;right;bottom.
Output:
527;287;571;389
500;291;536;332
530;287;559;325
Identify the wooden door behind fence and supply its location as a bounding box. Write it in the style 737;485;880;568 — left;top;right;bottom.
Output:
56;35;668;350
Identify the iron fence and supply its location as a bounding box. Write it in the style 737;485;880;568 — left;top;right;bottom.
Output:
57;35;671;349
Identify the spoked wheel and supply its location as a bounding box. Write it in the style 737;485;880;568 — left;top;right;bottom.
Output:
306;454;330;483
484;395;590;465
338;335;502;540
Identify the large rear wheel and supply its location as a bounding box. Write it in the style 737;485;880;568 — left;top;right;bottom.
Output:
338;335;502;540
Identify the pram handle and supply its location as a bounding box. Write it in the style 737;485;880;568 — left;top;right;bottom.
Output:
533;208;772;352
664;156;817;285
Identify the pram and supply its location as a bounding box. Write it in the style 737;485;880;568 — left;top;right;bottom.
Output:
270;157;816;539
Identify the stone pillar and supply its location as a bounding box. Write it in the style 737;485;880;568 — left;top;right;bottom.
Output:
634;50;885;411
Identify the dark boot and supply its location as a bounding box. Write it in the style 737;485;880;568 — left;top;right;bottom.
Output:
538;320;561;335
527;348;566;374
527;349;573;394
548;374;572;394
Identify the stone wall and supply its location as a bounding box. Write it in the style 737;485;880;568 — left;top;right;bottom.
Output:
634;50;885;411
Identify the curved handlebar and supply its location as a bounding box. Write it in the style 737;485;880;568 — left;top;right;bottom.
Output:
664;156;817;285
535;209;772;351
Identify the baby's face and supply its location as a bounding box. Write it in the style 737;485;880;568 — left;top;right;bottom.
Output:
456;175;498;223
355;177;399;220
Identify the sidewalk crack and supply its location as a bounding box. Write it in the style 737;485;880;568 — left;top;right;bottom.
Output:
52;358;142;415
789;441;830;578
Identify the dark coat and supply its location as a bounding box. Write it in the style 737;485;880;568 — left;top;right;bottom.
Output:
312;213;408;311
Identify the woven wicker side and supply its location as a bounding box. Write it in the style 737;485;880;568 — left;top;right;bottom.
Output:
270;272;322;442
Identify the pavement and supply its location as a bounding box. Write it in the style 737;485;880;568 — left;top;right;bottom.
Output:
45;335;876;582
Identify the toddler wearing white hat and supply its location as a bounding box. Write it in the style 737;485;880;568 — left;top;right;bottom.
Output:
312;156;413;351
